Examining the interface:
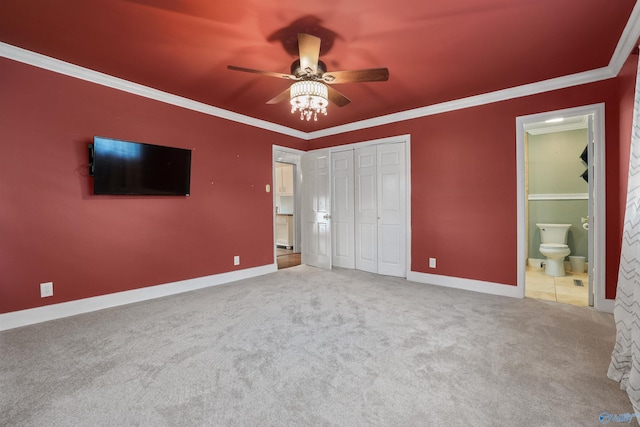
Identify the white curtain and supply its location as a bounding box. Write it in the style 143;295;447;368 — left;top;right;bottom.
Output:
609;53;640;413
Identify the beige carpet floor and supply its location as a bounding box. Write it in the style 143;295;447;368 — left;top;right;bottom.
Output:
0;265;631;426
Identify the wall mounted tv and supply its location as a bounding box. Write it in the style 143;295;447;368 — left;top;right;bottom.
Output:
89;136;191;196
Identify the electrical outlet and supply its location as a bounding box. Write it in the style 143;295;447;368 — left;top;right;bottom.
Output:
234;255;240;266
40;282;53;298
429;258;437;269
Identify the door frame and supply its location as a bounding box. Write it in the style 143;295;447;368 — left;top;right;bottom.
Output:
272;145;304;265
515;103;610;311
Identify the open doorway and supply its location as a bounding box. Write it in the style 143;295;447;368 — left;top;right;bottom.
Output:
523;115;591;306
516;103;609;311
275;162;300;269
273;147;303;270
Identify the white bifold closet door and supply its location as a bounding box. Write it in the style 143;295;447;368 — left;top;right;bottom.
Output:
301;150;332;270
331;150;356;268
355;143;406;277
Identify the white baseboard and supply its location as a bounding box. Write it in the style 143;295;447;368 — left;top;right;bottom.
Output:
528;258;590;273
596;297;615;313
407;271;523;299
528;258;545;268
0;263;277;331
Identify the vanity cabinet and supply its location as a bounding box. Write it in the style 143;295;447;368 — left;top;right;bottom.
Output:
276;165;294;195
276;214;293;248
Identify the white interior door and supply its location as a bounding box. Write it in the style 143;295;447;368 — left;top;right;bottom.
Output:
355;146;378;273
301;150;332;269
331;150;355;268
377;143;407;277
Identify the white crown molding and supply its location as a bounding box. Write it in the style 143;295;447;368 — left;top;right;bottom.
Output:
1;0;639;141
608;0;640;76
307;67;614;139
0;42;308;140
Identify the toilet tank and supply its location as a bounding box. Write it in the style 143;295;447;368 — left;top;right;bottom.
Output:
536;223;571;244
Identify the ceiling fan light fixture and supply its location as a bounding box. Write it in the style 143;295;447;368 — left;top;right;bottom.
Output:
290;81;328;121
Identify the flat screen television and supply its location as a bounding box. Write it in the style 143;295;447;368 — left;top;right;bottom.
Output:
90;136;191;196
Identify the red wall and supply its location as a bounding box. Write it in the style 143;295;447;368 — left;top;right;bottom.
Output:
612;53;639;299
1;51;636;315
310;54;638;298
0;57;302;313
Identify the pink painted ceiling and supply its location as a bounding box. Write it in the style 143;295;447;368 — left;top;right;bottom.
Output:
0;0;636;132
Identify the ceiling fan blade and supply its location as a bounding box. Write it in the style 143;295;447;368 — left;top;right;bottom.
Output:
227;65;296;80
322;68;389;84
266;88;290;105
298;33;321;76
327;86;351;107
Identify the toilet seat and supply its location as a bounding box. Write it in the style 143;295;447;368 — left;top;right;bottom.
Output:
537;224;571;277
540;243;568;249
539;243;571;276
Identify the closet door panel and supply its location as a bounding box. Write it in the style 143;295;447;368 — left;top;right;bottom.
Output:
301;150;332;269
377;144;406;277
331;151;355;268
355;146;377;273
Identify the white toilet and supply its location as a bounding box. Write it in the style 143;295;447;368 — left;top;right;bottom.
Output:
536;223;571;277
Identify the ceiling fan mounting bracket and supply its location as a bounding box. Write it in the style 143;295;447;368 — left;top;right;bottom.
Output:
291;59;327;79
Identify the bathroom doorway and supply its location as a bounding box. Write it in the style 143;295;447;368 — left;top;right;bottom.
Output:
516;104;607;310
524;117;590;306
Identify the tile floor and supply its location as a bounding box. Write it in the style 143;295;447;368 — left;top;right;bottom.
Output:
525;266;590;307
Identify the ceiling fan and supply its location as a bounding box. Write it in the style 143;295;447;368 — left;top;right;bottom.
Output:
227;33;389;121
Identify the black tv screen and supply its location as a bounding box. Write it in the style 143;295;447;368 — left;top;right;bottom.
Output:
91;136;191;196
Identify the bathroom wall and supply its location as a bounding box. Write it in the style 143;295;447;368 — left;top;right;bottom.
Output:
528;128;589;260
